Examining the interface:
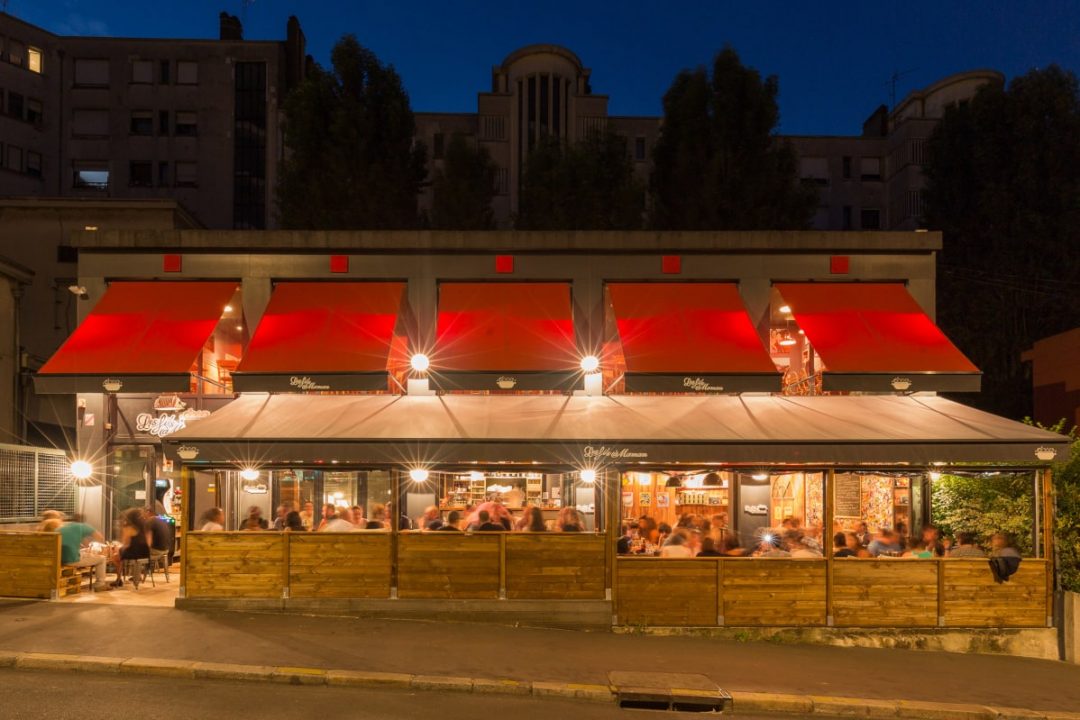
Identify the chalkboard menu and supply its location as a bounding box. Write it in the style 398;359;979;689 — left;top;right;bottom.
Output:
834;474;861;517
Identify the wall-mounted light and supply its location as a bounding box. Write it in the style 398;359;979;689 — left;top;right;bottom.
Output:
239;468;259;481
70;460;93;480
579;469;597;484
580;355;600;373
410;353;430;372
751;471;769;481
778;305;792;314
409;468;430;483
777;330;797;347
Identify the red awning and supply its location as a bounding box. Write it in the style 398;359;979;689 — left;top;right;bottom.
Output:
232;282;406;392
35;282;238;394
608;283;780;393
432;282;578;391
775;283;981;392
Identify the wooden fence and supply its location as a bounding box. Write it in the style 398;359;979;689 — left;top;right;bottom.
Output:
0;532;62;599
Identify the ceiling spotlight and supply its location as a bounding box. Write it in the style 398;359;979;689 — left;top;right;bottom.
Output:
469;471;485;482
751;471;769;481
777;330;797;347
779;305;792;314
410;468;430;483
224;305;233;313
70;460;93;480
580;469;597;484
68;285;89;300
410;353;430;372
580;355;600;373
239;468;259;481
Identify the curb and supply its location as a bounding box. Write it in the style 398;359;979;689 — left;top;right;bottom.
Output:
3;650;1080;718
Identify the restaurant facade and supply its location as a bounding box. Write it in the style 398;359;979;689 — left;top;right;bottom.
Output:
34;229;1072;634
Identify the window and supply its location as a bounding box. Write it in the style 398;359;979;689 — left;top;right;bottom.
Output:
6;145;22;172
57;245;78;263
74;59;110;87
72;109;109;137
130;110;153;136
26;98;43;125
129;161;153;187
860;157;882;181
860;208;881;230
175;161;197;187
7;40;24;67
26;151;41;178
842;156;852;180
494;167;509;195
27;47;43;74
72;162;109;190
159;110;169;135
176;61;198;85
159;60;171;84
174;111;197;137
158;161;169;187
910;139;927;167
433;132;444;160
131;60;153;84
479;115;506;141
908;190;924;219
7;91;23;119
799;157;829;186
634;136;646;162
233;61;266;229
842;205;852;230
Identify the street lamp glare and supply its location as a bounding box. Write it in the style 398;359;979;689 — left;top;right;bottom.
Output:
70;460;93;480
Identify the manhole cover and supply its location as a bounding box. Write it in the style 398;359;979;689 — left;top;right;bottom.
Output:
608;671;732;713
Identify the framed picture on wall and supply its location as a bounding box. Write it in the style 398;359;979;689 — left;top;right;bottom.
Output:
622;492;634;507
640;492;652;507
657;494;670;508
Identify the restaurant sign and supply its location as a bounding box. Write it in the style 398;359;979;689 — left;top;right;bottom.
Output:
683;377;724;392
583;445;648;460
290;376;331;391
135;410;210;438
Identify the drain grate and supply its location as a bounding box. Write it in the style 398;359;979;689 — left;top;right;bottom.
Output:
609;671;732;713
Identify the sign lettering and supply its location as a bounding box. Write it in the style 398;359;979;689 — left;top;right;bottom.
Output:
583;445;648;460
290;376;331;391
135;410;210;438
683;377;724;392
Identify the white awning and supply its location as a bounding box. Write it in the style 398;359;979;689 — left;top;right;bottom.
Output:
162;393;1071;467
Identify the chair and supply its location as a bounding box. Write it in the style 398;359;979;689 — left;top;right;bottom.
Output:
148;549;170;583
121;558;153;589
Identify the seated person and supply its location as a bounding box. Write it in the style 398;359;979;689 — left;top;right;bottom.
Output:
284;511;306;531
56;515;109;591
947;531;986;558
789;533;823;558
108;508;151;587
833;532;857;558
522;506;547;533
903;538;933;558
659;529;694;557
437;510;463;531
754;531;791;558
867;529;903;557
475;510;504;531
719;534;746;557
696;536;722;557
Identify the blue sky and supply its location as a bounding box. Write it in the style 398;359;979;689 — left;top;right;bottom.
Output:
17;0;1080;135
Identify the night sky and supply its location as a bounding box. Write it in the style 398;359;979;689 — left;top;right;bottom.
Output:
16;0;1080;135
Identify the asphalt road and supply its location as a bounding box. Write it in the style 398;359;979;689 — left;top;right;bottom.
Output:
0;669;779;720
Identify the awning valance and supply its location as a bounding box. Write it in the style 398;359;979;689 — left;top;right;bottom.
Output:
35;282;238;394
231;282;406;392
608;283;780;393
775;283;981;392
162;394;1070;466
431;282;579;391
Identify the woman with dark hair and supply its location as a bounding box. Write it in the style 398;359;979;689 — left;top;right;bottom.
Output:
284;511;306;532
109;507;150;587
524;506;546;532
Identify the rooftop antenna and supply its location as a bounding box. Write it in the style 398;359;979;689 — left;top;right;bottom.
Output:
887;68;917;108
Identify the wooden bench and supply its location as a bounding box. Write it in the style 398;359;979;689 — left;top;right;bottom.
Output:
57;565;87;597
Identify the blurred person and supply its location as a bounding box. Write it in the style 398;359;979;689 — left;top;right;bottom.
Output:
475;510;504;531
948;531;985;558
659;530;693;558
696;536;722;557
108;508;150;587
284;511;306;532
437;510;463;531
854;521;872;548
419;506;443;531
920;525;945;557
57;514;109;591
867;529;903;557
833;532;857;558
989;532;1022;582
523;506;546;532
272;502;295;531
299;501;315;529
557;507;584;532
199;507;225;531
322;507;354;532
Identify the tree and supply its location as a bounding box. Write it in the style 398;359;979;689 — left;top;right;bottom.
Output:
649;47;816;230
427;133;497;230
930;471;1036;555
278;35;427;229
924;66;1080;419
516;130;644;230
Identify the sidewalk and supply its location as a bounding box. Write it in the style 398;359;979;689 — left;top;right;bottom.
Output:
1;599;1079;713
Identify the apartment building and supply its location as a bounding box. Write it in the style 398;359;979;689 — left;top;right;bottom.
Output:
415;45;1000;229
0;11;306;229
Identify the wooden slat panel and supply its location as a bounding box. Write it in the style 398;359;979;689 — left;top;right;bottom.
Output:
0;532;60;599
832;560;938;627
397;533;500;599
942;559;1048;627
616;559;718;626
288;533;391;599
184;532;284;598
505;535;606;600
723;559;826;626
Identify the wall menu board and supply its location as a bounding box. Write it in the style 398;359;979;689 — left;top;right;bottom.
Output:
834;473;861;517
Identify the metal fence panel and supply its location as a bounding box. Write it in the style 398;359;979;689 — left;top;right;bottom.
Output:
0;444;73;523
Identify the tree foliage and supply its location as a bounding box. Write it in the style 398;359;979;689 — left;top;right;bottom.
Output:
924;66;1080;419
278;35;427;229
1052;429;1080;592
516;130;644;230
427;133;497;230
649;47;816;230
930;471;1036;555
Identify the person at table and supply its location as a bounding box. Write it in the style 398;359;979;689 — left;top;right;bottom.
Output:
56;514;110;591
833;532;857;558
241;506;267;531
947;531;985;558
513;503;534;531
903;538;933;559
284;511;306;532
316;503;336;531
365;504;387;530
199;507;225;531
753;531;791;558
469;500;511;530
350;505;366;526
718;534;746;557
143;507;172;563
919;525;945;557
37;509;64;530
659;530;693;557
522;506;546;532
854;521;872;548
989;531;1022;582
299;501;315;529
475;510;504;531
437;511;463;531
867;529;903;557
271;502;295;531
557;507;584;532
321;507;354;532
108;508;150;587
696;536;722;557
419;506;443;531
789;534;823;558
